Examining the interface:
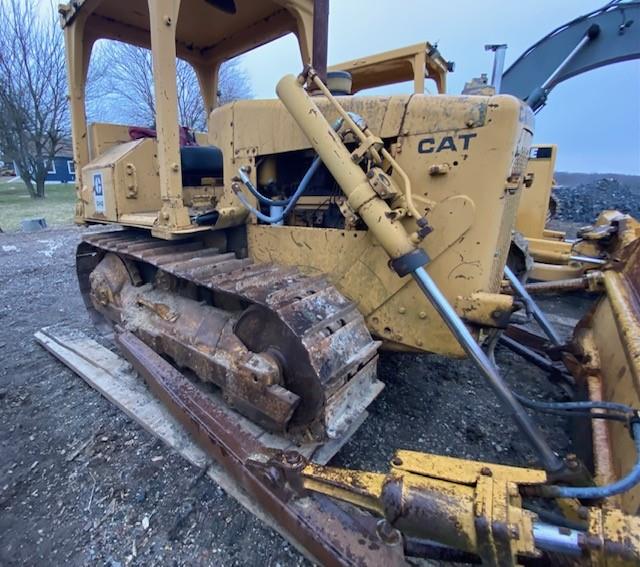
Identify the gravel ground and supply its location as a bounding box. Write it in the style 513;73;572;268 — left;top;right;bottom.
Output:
0;226;589;566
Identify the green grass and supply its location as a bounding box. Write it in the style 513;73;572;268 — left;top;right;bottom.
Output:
0;180;75;231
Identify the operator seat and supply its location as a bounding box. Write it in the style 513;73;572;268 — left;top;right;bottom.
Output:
180;145;224;186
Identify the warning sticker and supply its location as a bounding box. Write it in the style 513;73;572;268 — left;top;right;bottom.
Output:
93;173;105;213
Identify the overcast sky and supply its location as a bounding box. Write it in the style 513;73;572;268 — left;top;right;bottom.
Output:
240;0;640;174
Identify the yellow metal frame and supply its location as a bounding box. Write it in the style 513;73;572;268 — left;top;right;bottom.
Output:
61;0;316;235
568;239;640;515
301;448;640;565
329;41;449;94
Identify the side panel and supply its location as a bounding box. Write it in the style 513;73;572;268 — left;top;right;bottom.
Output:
245;94;531;356
81;138;162;223
516;145;557;240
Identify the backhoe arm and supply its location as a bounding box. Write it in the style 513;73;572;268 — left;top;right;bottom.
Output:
501;1;640;110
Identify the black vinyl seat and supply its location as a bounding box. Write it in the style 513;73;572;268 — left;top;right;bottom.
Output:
180;145;223;186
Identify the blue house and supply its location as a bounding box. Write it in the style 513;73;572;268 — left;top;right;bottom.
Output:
45;155;75;184
12;154;76;184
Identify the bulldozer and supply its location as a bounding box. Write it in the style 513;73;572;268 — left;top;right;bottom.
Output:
60;0;640;564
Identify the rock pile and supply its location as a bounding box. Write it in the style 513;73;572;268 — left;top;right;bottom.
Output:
552;178;640;224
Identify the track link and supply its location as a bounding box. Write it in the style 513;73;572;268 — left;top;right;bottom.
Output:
77;229;383;441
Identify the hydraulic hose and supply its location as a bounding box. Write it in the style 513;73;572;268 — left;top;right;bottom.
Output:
546;421;640;499
234;116;344;217
240;173;290;207
513;393;635;417
234;157;322;224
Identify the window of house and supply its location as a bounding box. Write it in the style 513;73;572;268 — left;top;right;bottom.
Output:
46;159;56;175
67;160;76;175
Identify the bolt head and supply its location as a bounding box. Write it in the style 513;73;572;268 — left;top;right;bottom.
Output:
376;520;402;546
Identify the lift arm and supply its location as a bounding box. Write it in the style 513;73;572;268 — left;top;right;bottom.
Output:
500;1;640;110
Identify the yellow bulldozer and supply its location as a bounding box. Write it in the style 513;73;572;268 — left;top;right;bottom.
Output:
61;0;640;564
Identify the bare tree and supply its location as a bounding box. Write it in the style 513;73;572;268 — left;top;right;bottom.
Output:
90;41;252;130
0;0;68;199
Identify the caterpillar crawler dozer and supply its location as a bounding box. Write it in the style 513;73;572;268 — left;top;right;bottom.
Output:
61;0;640;564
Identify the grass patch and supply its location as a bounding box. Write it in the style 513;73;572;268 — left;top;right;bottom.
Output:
0;181;75;231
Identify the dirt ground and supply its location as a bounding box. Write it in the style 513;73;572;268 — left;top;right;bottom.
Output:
0;226;590;566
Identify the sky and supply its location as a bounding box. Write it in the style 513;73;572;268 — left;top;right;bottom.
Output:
240;0;640;174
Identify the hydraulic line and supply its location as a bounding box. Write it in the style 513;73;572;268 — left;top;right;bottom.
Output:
234;116;344;216
513;393;635;416
235;157;322;224
569;254;607;266
498;334;561;375
411;266;564;472
241;173;290;207
544;421;640;499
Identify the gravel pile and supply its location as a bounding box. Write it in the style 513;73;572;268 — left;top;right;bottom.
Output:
553;177;640;224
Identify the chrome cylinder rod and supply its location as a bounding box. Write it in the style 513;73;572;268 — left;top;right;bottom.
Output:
569;254;607;266
411;266;563;472
533;522;582;556
504;265;563;346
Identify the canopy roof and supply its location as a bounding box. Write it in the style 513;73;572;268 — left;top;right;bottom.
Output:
60;0;316;65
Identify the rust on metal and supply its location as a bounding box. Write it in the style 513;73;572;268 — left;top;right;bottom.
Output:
78;230;383;442
115;329;406;566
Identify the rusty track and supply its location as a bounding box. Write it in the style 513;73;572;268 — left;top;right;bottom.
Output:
76;229;382;441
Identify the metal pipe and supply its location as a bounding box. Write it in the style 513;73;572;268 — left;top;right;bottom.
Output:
309;74;372;149
411;266;563;472
485;44;507;92
312;0;329;82
504;266;563;346
533;521;582;556
569;254;607;266
498;335;558;374
523;277;587;294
